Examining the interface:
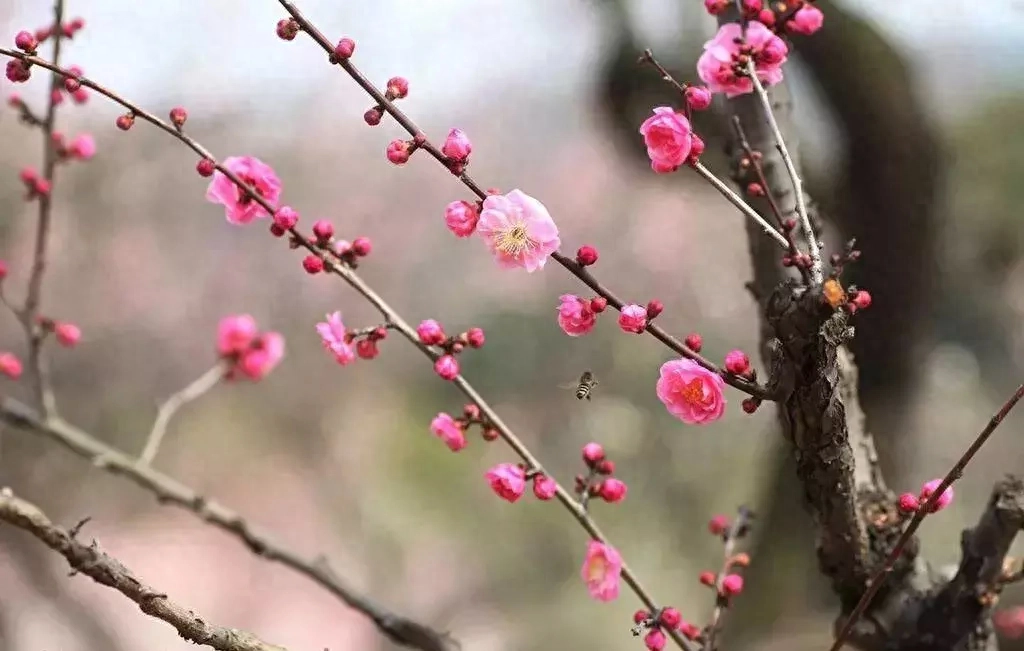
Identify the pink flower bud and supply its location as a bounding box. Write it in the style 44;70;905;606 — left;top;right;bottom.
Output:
5;60;31;83
788;4;824;35
444;200;479;237
71;88;89;104
533;474;557;500
434;354;459;380
646;299;664;319
699;571;716;586
0;260;7;281
302;255;324;274
724;350;751;375
590;297;608;313
196;158;216;177
599;478;627;503
758;8;776;25
54;322;81;347
273;206;299;230
115;114;134;131
276;18;299;41
742;0;762;13
659;607;682;629
15;31;38;52
312;219;334;242
386;139;411;165
430;413;467;452
918;479;954;512
689;134;706;165
685;332;703;352
352;237;372;256
169;106;188;128
633;610;651;625
466;327;485;348
416;319;446;345
387;76;409;99
63;76;80;92
708;514;729;535
582;442;605;465
363;107;383;126
685;86;712;111
355;339;379;360
680;622;702;640
618;304;647;334
596;459;615;475
485;463;526;503
703;0;729;14
721;574;744;596
897;492;919;513
334;37;355;59
644;629;666;651
852;290;872;310
441;128;472;161
576;245;599;266
67;133;95;160
0;352;23;379
742;398;760;414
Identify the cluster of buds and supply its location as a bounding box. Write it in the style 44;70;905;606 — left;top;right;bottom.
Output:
50;132;96;162
364;74;409;128
703;0;824;35
897;478;954;515
216;314;285;382
695;510;754;612
18;166;51;199
273;211;372;273
630;607;702;650
574;442;628;510
416;319;485;381
821;278;872;314
617;299;663;335
482;461;558;504
430;403;501;452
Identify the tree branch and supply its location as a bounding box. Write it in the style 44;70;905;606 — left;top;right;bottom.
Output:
0;396;456;651
0;488;289;651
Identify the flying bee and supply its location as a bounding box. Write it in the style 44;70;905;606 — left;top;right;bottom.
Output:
559;370;599;401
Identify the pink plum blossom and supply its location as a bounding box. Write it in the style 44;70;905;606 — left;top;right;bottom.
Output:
918;479;954;512
441;128;472;161
430;413;467;452
205;156;282;225
788;4;824;35
638;108;693;173
656;358;726;424
485;463;526;502
316;311;356;366
697;22;788;97
557;294;597;336
444;200;479;237
618;304;648;334
236;332;285;381
217;314;258;356
477;189;560;272
581;540;622;602
67;133;96;160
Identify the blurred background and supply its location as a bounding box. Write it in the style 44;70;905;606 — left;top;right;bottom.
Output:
2;1;1024;650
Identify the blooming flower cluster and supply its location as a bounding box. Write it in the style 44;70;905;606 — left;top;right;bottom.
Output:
216;314;285;381
575;442;629;506
316;311;389;365
430;403;500;453
415;319;485;381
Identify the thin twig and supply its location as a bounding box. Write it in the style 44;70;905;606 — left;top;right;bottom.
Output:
139;361;227;466
744;60;822;284
704;506;752;651
22;0;66;419
0;48;694;651
691;162;789;248
830;383;1024;651
0;488;289;651
0;396;456;651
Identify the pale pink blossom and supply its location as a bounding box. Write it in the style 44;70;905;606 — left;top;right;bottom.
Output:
485;463;526;502
656;359;726;424
444;200;479;237
316;311;356;366
618;304;648;334
237;332;285;381
557;294;597;336
697;22;788;97
217;314;258;356
918;479;954;512
788;5;824;35
430;413;467;452
441;128;472;161
581;540;622;602
638;107;693;173
67;133;96;160
205;156;282;225
477;189;560;272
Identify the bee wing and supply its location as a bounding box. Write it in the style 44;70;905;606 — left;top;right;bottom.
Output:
557;381;578;390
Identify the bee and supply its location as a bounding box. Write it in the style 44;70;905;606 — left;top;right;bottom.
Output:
560;370;599;401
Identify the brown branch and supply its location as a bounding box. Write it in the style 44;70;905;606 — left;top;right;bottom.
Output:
0;46;699;651
0;396;456;651
830;383;1024;651
272;0;774;401
0;488;289;651
22;0;66;419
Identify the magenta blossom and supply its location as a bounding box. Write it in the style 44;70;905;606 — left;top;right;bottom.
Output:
557;294;597;336
205;156;282;225
316;311;356;366
697;22;788;97
581;541;622;602
656;358;726;424
638;107;693;173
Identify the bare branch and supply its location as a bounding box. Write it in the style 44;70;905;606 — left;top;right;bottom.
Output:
0;488;288;651
139;361;227;466
0;396;457;651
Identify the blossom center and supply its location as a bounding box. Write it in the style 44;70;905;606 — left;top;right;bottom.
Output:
494;221;533;257
680;378;709;406
236;174;262;205
586;558;607;582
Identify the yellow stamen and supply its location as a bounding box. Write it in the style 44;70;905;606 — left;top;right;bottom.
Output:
494;222;534;257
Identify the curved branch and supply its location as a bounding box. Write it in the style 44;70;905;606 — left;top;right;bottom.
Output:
0;488;288;651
